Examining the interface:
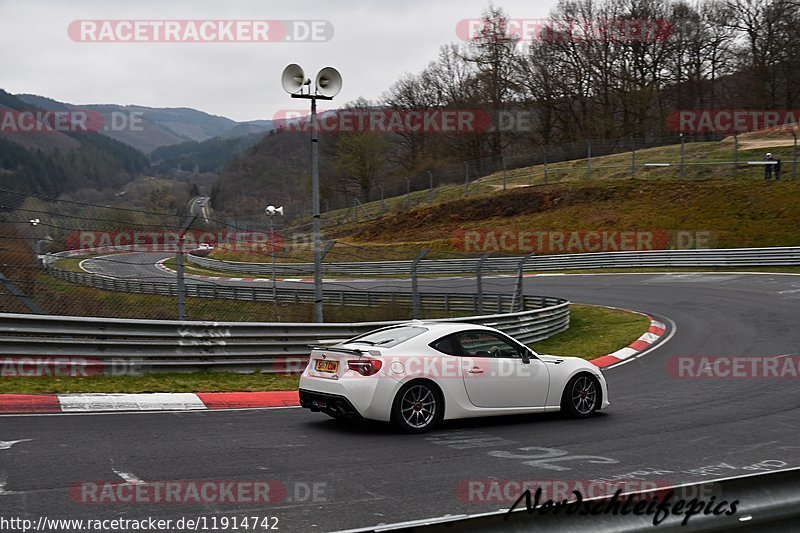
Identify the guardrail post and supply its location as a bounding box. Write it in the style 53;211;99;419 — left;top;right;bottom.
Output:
793;127;798;180
176;214;197;321
502;155;508;191
679;133;686;179
543;147;549;184
476;252;490;314
586;140;591;180
411;248;429;319
510;253;534;312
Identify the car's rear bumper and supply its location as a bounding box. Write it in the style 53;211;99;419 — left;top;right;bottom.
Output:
299;389;363;419
298;373;399;421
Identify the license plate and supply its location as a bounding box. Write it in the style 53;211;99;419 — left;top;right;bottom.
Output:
315;360;338;373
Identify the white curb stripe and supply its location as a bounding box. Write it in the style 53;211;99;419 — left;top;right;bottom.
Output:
57;393;207;412
607;347;638;360
638;332;660;344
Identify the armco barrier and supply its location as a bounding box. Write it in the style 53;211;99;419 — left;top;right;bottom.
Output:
355;466;800;532
186;246;800;276
0;296;569;373
45;265;562;316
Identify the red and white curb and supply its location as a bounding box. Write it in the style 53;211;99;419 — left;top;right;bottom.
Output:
591;317;667;369
0;391;300;414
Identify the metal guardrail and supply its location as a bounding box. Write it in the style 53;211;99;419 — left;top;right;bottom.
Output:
359;467;800;532
45;265;562;316
187;246;800;276
0;296;569;373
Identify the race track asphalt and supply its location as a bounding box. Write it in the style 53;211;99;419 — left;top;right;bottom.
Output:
3;255;799;531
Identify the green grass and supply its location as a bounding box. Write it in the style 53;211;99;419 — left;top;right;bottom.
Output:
316;137;800;226
0;304;648;393
0;372;300;394
34;272;431;323
54;257;87;273
531;304;650;360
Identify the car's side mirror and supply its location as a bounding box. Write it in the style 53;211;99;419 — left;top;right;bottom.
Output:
521;350;531;365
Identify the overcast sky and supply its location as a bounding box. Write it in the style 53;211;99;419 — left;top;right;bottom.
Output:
0;0;558;122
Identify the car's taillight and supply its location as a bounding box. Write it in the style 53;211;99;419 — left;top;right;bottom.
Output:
348;359;383;376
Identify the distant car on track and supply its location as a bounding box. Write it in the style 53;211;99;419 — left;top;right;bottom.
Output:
299;322;609;433
190;242;214;256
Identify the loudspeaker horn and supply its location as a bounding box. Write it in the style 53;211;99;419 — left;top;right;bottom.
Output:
281;64;309;94
315;67;342;98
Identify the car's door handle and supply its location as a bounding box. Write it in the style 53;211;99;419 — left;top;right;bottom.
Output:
468;367;484;374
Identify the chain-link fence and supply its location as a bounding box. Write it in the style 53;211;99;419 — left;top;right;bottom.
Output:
327;132;798;224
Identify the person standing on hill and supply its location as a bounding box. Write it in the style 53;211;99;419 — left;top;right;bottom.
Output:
764;153;775;180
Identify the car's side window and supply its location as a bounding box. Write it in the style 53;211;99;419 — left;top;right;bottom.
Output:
429;334;460;356
455;331;522;358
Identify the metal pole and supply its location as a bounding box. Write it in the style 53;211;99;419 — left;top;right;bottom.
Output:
379;185;385;215
502;155;508;191
428;170;434;204
405;177;411;210
680;133;686;179
631;137;637;180
176;215;196;321
793;128;798;181
543;147;549;184
733;132;739;178
411;248;429;319
586;140;592;180
269;217;276;301
176;241;186;321
510;252;534;313
464;161;470;196
311;96;323;323
476;253;490;314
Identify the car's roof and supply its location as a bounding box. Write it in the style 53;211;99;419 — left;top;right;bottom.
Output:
392;321;497;335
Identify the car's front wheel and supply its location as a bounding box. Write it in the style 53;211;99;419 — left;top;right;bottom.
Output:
391;381;442;433
561;374;600;418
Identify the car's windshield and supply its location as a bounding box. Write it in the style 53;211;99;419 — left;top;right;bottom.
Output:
345;326;428;348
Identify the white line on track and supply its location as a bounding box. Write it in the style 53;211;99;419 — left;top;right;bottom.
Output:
113;468;144;485
0;439;32;450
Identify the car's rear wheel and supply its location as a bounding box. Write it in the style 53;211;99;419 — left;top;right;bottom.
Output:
392;381;442;433
561;374;600;418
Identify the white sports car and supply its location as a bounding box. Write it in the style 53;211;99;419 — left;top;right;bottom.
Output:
299;321;609;433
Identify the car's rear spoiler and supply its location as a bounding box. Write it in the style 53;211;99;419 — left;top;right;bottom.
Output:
309;345;382;357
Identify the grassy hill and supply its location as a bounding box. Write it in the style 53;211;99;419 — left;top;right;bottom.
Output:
207;136;800;263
